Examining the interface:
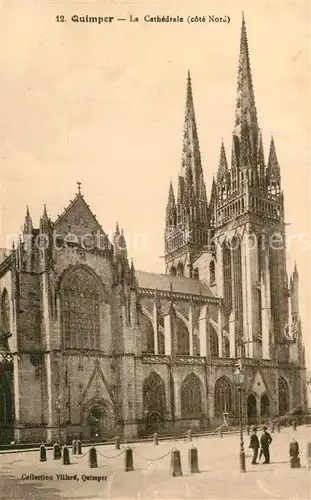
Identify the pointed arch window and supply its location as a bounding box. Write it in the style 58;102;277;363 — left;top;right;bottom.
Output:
176;317;190;355
193;267;199;280
223;336;230;358
181;373;203;418
61;268;101;350
157;316;165;355
143;372;166;415
1;290;10;334
278;377;289;416
214;376;233;416
141;314;155;354
210;326;219;357
176;262;184;277
170;266;176;277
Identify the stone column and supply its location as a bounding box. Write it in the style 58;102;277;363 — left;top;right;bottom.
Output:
229;311;236;358
199;305;210;358
42;272;53;442
188;303;194;356
217;304;224;358
164;313;172;356
153;300;159;355
173;378;181;419
262;239;271;359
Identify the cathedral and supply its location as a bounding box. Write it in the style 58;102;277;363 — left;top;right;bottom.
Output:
0;15;307;444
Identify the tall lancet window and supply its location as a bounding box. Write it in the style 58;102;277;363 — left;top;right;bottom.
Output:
231;236;243;333
1;290;10;334
257;235;263;281
61;268;101;349
222;243;232;320
257;289;262;340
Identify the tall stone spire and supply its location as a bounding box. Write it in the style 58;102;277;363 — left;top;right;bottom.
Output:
232;13;259;169
267;135;280;179
166;180;177;228
217;140;228;182
181;71;203;195
23;206;33;234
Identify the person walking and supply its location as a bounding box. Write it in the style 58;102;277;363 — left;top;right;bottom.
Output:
260;426;273;464
249;426;260;464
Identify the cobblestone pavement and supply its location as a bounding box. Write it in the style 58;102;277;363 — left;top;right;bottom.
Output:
0;426;310;500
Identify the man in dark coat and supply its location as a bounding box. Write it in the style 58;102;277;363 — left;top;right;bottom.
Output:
260;426;273;464
249;427;260;464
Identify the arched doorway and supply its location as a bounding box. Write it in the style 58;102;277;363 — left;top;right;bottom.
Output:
143;372;166;431
247;394;257;423
260;393;270;419
85;400;115;440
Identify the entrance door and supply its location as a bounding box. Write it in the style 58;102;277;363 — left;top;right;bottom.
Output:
247;394;257;424
260;394;270;420
87;402;114;440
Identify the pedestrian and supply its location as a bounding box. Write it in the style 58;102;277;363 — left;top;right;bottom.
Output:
260;425;273;464
249;426;260;464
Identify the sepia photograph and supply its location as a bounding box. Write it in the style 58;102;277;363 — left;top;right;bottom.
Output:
0;1;310;499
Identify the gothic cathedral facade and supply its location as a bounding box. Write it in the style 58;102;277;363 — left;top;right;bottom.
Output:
0;16;307;443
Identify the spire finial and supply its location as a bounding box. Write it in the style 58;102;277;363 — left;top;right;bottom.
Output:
232;10;259;168
77;181;82;195
26;205;30;217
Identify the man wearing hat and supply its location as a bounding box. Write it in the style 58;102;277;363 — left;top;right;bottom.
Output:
260;426;273;464
249;426;260;464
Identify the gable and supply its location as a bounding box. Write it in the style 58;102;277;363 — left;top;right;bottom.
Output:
80;362;114;407
53;195;107;239
247;369;269;397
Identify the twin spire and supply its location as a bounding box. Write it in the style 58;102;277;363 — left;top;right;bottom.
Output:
166;12;283;239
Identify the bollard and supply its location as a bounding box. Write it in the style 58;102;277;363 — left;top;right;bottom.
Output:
188;446;199;474
115;436;121;450
72;439;77;455
53;443;61;460
89;445;98;468
153;432;159;446
276;422;280;433
289;439;300;468
218;427;223;439
271;422;275;433
170;448;182;477
124;447;134;472
39;443;47;462
187;429;192;442
306;442;311;469
76;439;82;455
63;445;70;465
292;420;297;431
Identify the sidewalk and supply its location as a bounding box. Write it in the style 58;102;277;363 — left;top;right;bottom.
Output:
0;425;310;499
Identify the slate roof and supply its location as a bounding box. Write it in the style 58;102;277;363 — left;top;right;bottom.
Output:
135;270;214;297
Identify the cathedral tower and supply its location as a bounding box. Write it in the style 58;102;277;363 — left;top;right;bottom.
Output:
213;14;288;360
164;72;211;278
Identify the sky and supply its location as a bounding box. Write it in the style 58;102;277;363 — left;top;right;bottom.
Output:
0;1;310;368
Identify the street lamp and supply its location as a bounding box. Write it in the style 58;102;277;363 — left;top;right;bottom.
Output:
55;397;62;444
233;366;246;473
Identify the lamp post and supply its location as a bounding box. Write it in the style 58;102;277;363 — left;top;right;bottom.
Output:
234;366;246;473
55;397;62;444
